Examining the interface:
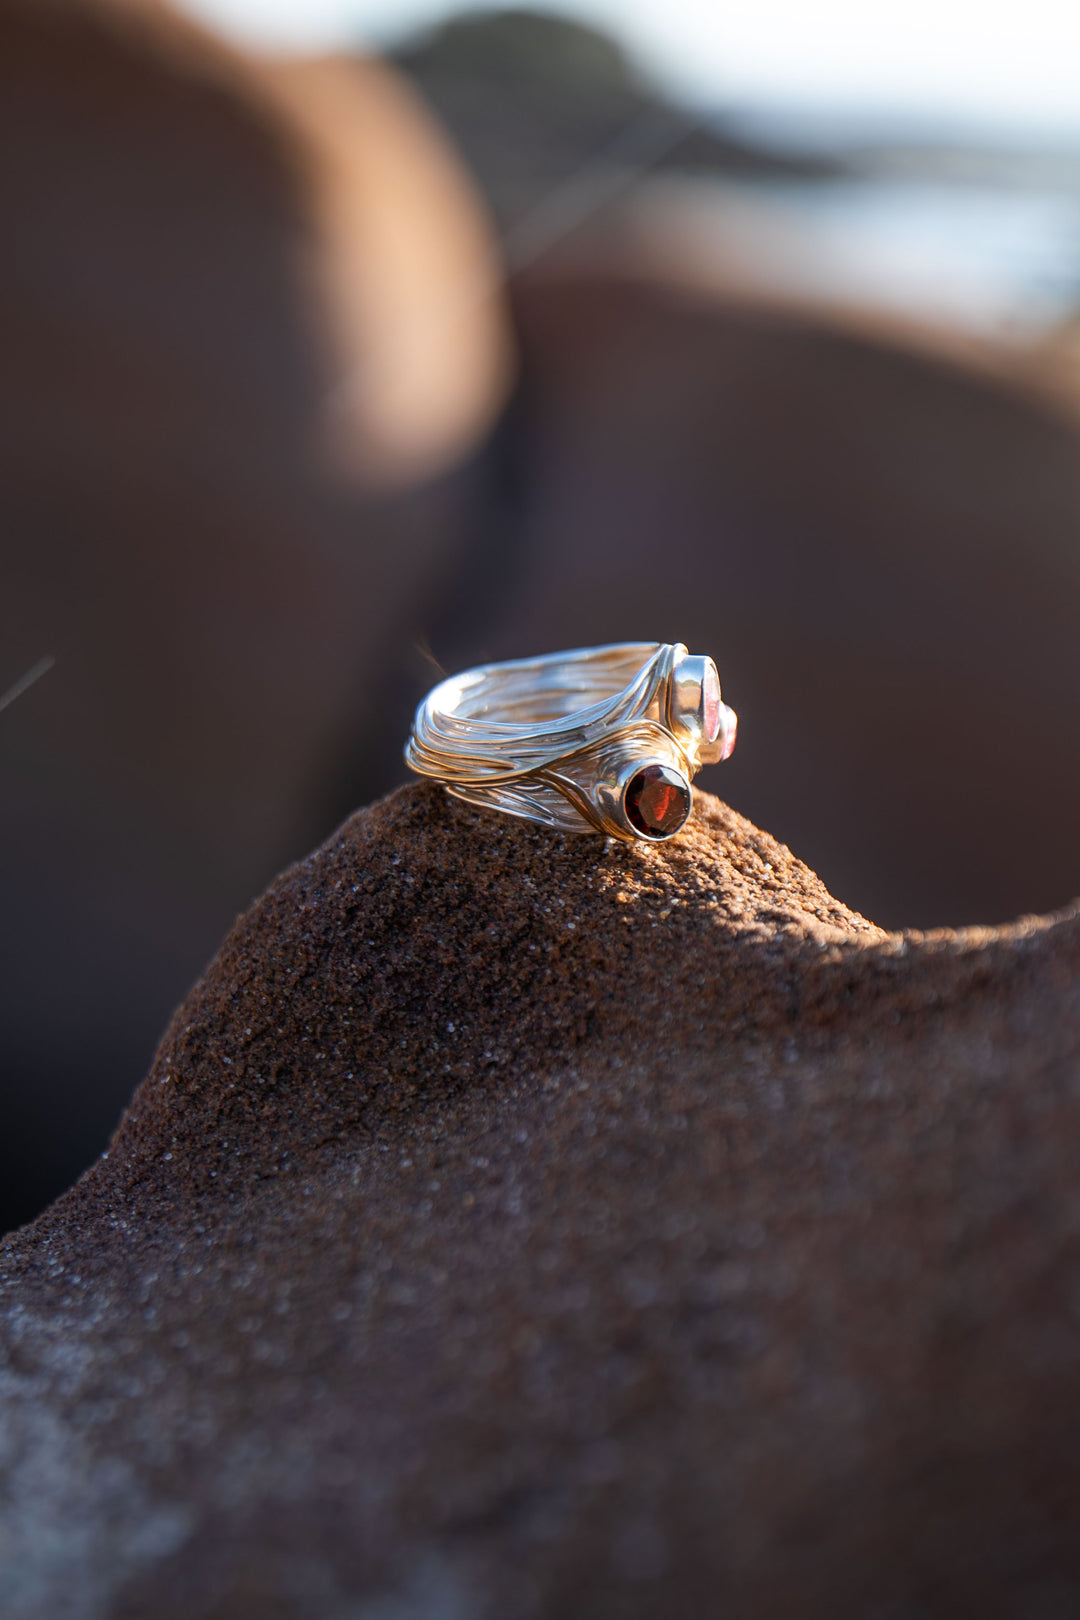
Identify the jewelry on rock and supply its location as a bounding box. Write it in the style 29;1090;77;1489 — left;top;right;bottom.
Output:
405;642;737;842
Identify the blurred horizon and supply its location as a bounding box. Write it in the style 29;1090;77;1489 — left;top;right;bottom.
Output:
172;2;1080;342
177;0;1080;145
167;0;1080;350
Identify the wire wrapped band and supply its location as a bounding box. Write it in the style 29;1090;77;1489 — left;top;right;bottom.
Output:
405;641;737;841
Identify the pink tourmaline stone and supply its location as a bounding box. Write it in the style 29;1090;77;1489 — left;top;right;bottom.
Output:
715;703;737;761
703;660;722;743
625;764;691;838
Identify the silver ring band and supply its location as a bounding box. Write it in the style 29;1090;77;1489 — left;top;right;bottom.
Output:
405;641;737;842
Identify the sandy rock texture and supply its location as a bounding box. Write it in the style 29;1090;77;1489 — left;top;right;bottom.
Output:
2;783;1079;1618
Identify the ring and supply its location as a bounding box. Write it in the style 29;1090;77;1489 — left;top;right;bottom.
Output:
405;642;737;842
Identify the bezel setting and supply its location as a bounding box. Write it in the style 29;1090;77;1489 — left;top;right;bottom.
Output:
622;761;692;840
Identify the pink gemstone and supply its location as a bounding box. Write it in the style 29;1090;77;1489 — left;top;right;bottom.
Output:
625;764;691;838
703;661;722;743
716;703;737;761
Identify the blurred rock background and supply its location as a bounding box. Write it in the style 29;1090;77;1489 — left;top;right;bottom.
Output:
2;0;1080;1232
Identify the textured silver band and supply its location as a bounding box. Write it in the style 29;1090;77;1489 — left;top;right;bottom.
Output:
405;641;737;842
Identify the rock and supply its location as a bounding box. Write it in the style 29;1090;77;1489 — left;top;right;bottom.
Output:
2;783;1079;1618
0;0;511;1227
473;250;1080;929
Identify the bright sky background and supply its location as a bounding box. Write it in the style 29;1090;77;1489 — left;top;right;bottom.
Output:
178;0;1080;140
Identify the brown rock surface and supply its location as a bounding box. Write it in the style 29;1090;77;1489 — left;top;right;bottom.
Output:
3;783;1079;1618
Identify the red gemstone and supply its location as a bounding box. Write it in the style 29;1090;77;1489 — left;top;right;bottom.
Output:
624;764;691;838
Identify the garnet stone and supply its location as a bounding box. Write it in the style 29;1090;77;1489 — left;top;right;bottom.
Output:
624;764;691;839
